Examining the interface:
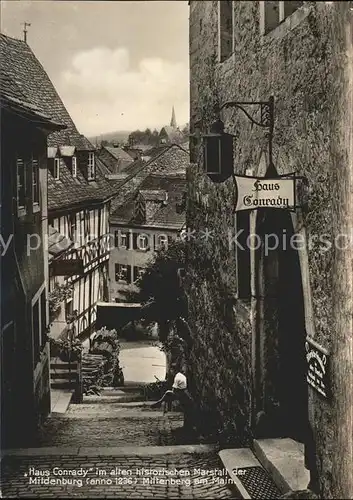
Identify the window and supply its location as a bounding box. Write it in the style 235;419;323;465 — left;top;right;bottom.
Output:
115;230;130;249
32;159;40;205
88;152;95;180
136;234;149;251
235;211;251;299
115;264;131;283
72;156;77;177
69;214;76;241
260;1;303;35
16;159;26;211
54;158;60;180
157;234;168;250
133;266;145;284
219;0;233;62
283;1;303;18
65;297;74;321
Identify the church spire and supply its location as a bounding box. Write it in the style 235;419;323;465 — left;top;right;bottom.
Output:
170;106;177;128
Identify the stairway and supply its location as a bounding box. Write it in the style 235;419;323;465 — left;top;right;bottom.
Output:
219;438;310;499
50;358;80;390
50;358;80;414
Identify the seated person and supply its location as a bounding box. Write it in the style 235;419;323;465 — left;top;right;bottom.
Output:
151;367;196;431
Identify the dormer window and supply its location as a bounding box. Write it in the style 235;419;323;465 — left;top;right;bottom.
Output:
72;156;77;178
54;158;60;180
88;152;95;180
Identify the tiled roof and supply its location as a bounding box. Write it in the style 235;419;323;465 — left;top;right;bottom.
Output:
0;33;121;211
111;174;187;229
0;34;88;148
47;156;121;212
98;146;134;174
109;144;189;214
105;146;133;163
0;64;64;129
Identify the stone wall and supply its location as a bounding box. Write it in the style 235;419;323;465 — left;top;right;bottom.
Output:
187;1;352;492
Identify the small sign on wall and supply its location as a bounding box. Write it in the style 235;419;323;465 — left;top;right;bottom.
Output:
305;336;331;399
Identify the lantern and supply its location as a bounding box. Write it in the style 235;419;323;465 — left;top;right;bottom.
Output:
202;119;234;182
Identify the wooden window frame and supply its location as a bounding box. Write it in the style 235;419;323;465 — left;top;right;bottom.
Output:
88;152;96;181
260;1;304;36
54;157;60;180
65;297;74;321
157;234;168;250
16;158;26;213
32;158;40;207
72;156;77;178
133;266;145;284
137;234;149;251
115;264;130;284
218;0;234;63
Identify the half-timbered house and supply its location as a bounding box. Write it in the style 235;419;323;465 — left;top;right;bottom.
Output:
0;33;65;447
1;32;120;348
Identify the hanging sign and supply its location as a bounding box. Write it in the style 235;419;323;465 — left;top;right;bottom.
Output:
51;258;84;277
234;174;298;212
305;337;331;400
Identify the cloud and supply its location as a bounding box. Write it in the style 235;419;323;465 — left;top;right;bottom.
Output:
58;46;189;136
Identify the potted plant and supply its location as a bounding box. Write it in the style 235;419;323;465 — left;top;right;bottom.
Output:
49;337;83;362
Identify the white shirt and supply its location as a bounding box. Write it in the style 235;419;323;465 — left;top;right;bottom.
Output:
172;372;187;390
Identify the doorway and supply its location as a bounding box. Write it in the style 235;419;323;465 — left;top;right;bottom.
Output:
255;207;308;442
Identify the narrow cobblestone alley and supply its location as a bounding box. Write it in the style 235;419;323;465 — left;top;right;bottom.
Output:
1;389;239;498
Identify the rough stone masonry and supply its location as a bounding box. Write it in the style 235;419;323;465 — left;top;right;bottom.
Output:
186;2;353;498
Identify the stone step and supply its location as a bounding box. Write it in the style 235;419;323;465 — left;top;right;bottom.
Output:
102;384;147;393
82;395;146;404
50;389;74;415
69;401;164;409
51;371;78;380
51;379;76;390
51;362;79;370
219;448;283;499
252;438;310;494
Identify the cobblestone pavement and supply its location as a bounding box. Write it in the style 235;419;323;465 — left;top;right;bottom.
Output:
33;411;193;448
1;453;237;498
1;396;239;498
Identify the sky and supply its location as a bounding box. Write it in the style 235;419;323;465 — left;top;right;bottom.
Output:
1;0;190;137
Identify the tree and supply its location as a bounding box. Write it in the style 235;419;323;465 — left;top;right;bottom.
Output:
134;239;187;341
181;123;190;136
127;128;160;147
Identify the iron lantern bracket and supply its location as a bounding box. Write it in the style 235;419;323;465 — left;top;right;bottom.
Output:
218;97;274;131
218;96;275;167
